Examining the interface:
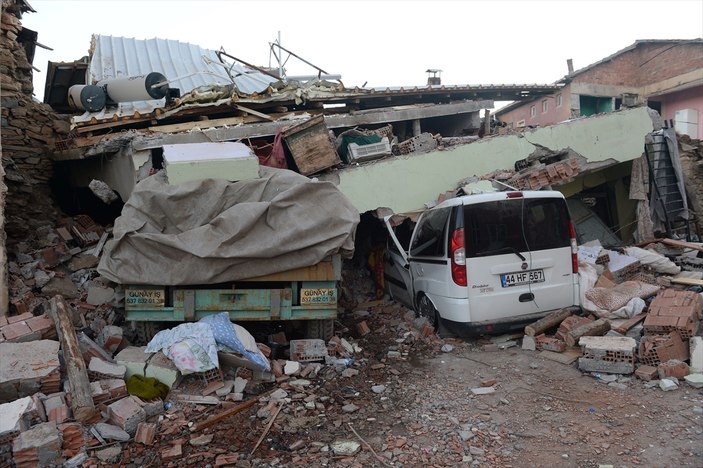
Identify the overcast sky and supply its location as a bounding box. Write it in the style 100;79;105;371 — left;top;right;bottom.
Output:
23;0;703;105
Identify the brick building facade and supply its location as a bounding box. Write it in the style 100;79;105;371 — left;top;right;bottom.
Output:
497;39;703;138
1;0;69;314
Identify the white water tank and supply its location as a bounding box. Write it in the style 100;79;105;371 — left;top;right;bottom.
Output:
97;72;168;103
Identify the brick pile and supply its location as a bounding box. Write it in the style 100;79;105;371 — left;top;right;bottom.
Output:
508;157;581;190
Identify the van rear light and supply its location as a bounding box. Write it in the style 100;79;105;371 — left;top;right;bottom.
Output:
568;220;578;274
451;228;467;286
506;192;523;198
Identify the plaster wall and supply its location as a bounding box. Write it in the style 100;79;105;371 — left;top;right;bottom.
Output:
658;86;703;139
323;107;658;214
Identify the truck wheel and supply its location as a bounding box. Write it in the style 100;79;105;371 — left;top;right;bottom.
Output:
134;322;161;344
306;319;334;341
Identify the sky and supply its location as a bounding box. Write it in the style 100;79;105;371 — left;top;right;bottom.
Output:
22;0;703;107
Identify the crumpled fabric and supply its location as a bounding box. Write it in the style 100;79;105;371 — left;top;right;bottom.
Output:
146;322;219;374
584;280;660;319
199;313;270;371
624;246;680;275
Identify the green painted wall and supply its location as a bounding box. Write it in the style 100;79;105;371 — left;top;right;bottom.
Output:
325;107;657;214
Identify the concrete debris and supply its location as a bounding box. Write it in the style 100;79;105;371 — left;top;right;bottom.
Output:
684;374;703;388
331;440;361;456
88;179;119;204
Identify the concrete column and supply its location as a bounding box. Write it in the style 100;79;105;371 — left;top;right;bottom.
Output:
412;119;421;137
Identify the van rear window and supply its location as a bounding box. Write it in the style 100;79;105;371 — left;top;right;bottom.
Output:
463;198;570;258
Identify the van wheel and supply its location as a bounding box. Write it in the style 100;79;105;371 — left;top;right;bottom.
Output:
417;294;438;330
306;319;334;341
134;321;162;344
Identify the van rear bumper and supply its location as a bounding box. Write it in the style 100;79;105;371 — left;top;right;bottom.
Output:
440;306;582;336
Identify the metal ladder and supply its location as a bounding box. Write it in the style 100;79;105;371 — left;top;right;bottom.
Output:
644;126;691;239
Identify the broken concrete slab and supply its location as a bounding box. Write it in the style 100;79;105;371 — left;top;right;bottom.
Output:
41;276;80;299
690;336;703;374
115;346;153;380
67;254;99;272
88;357;126;379
0;396;33;438
12;421;63;467
684;374;703;388
95;422;130;442
0;340;60;403
320;107;657;213
144;351;179;388
86;286;115;306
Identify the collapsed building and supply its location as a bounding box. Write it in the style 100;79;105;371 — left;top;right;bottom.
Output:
2;1;703;467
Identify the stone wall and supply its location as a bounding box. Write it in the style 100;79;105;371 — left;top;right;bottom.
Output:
0;0;69;246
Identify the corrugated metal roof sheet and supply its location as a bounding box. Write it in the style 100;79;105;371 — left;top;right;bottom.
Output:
73;35;276;125
90;35;274;95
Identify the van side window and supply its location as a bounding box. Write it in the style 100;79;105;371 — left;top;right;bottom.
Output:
410;207;450;257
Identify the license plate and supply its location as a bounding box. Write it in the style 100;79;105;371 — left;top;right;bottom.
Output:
300;288;337;305
126;289;165;308
500;270;545;288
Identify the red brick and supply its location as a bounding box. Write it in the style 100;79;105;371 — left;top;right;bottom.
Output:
48;405;70;424
25;315;54;333
657;360;690;380
357;321;371;336
134;423;156;445
635;365;658;381
7;312;33;324
162;443;182;460
480;378;497;387
535;334;567;352
1;321;34;341
257;343;271;358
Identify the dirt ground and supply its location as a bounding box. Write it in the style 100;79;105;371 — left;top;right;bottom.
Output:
115;300;703;468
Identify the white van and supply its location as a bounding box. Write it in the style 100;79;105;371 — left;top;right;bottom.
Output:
384;191;580;335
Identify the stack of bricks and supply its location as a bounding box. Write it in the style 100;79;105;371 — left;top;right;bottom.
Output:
58;422;84;459
639;332;689;366
395;133;437;155
508;158;581;190
0;312;55;342
644;290;702;340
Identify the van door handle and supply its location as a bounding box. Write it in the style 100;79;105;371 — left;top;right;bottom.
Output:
519;293;534;302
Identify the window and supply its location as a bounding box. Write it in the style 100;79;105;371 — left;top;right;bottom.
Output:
410;207;451;257
463;198;570;258
530;105;536;118
516;120;525;128
556;93;563;107
542;100;548;113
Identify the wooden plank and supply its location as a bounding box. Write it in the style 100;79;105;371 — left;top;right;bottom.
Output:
564;318;611;347
49;295;99;423
233;104;275;121
670;276;703;286
524;308;574;337
148;115;249;134
190;389;274;432
614;313;647;334
660;238;703;253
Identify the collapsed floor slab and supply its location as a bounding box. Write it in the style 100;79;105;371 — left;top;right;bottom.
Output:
0;340;61;403
321;107;659;214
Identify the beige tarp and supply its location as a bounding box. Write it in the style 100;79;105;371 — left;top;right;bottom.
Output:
97;167;359;285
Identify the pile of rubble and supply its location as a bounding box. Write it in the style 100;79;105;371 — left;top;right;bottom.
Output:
519;238;703;391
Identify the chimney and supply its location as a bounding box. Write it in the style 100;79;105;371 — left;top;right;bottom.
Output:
426;69;442;86
566;59;574;75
